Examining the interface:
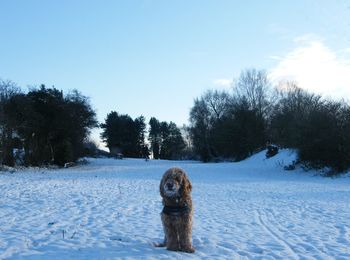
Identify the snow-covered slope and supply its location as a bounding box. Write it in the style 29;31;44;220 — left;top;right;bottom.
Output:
1;150;350;259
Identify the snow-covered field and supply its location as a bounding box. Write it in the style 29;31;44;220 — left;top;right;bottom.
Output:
1;150;350;259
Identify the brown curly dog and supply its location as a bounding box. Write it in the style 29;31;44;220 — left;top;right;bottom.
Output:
156;167;195;253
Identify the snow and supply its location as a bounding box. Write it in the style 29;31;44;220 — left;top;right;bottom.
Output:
1;149;350;259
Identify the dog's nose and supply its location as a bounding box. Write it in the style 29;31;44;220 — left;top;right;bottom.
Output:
166;183;174;190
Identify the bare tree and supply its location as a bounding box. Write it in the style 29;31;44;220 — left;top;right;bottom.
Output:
234;69;272;117
202;89;232;121
270;81;323;148
0;79;21;102
189;89;231;161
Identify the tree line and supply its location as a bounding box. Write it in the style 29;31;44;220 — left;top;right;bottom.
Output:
100;112;186;160
2;70;350;174
0;81;98;166
189;69;350;173
0;78;187;166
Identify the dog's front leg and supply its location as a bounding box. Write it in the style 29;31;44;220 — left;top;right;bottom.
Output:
178;217;195;253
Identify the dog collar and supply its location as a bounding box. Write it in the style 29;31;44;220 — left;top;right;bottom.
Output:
162;204;190;216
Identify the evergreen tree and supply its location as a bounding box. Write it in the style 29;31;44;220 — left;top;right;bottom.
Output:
0;80;22;166
164;122;186;160
4;85;97;166
101;112;148;158
150;119;186;160
134;116;149;158
149;117;161;159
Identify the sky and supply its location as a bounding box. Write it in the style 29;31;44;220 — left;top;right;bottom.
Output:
1;0;350;147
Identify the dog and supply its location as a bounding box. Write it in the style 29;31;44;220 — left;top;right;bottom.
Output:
156;167;195;253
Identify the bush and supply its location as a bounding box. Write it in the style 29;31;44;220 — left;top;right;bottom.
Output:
297;101;350;173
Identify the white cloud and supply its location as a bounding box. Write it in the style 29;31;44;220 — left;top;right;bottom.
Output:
213;78;233;88
268;55;282;61
270;37;350;101
292;34;323;44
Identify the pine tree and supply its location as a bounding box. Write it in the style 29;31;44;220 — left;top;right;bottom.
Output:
149;117;161;159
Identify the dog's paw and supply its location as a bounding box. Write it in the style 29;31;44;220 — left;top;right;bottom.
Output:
153;241;166;247
183;246;195;253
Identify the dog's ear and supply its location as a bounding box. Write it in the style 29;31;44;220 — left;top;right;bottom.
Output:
160;169;173;197
181;173;192;195
160;172;166;197
185;176;192;193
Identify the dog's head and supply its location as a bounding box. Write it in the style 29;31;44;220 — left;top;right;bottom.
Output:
160;167;192;199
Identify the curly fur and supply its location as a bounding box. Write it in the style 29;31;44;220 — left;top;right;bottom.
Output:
157;167;194;253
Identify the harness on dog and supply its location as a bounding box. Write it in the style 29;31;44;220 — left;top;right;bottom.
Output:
162;204;190;216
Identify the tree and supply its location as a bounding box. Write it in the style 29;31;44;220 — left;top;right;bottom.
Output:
134;116;149;158
6;85;98;166
159;121;170;159
148;118;186;160
189;98;213;162
149;117;161;159
180;124;196;160
100;111;119;151
101;112;135;157
189;86;267;162
206;96;266;161
269;83;322;148
62;89;98;162
269;82;350;173
159;122;186;160
101;112;148;158
0;79;22;166
234;68;272;118
168;122;186;159
189;90;231;161
297;100;350;173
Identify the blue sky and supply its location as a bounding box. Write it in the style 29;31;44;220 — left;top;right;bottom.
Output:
1;0;349;145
